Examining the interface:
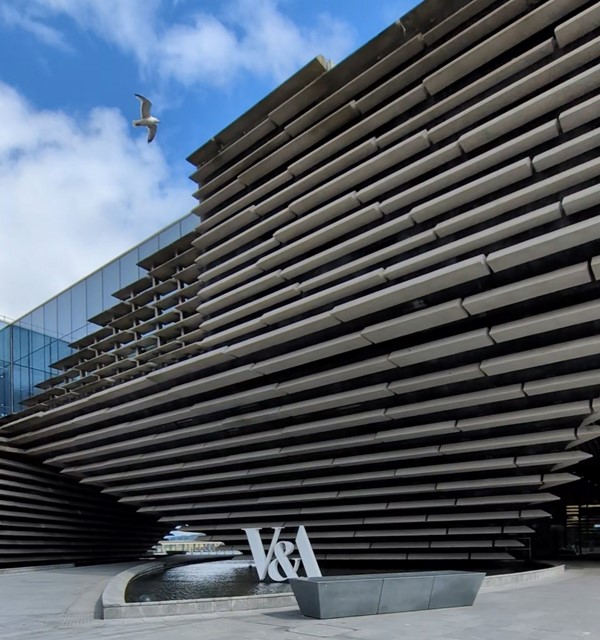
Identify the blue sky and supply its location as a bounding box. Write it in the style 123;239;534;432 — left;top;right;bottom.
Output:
0;0;417;318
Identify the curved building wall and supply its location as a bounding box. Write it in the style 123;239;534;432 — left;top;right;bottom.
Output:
3;0;600;564
0;441;168;568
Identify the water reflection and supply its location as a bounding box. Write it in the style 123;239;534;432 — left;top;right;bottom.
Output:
126;558;292;602
126;558;541;603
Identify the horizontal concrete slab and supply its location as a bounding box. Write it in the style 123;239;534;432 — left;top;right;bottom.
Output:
200;284;301;331
391;205;559;283
460;57;600;152
278;383;394;417
381;38;555;149
278;355;396;393
457;401;591;432
252;332;371;374
225;313;341;358
361;299;468;344
332;256;490;322
481;336;600;376
389;329;493;368
490;300;600;343
410;157;533;224
533;127;600;172
263;271;386;325
279;192;359;242
386;385;524;419
562;184;600;216
279;204;390;279
462;262;591;314
304;230;435;293
559;93;600;132
371;144;462;210
423;0;530;94
487;215;600;272
555;1;600;48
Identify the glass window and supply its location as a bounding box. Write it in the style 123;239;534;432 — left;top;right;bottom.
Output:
158;224;180;248
56;291;72;339
119;250;140;288
13;326;32;369
102;261;120;308
53;338;72;365
13;364;26;405
86;271;103;319
138;236;159;261
70;325;88;343
29;307;44;333
180;214;198;234
30;329;46;372
12;326;24;366
31;367;47;391
0;326;10;365
0;346;11;415
71;281;88;336
43;299;58;339
18;312;33;332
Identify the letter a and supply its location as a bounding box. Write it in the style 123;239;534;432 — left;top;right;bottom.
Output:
295;526;322;577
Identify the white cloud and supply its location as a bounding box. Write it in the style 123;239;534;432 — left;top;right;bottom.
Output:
32;0;161;64
0;82;192;320
1;0;356;87
0;4;71;51
156;1;355;86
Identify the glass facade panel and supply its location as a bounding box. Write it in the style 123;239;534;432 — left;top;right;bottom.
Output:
138;236;159;261
119;249;140;287
102;260;120;309
158;224;180;248
0;325;9;415
180;214;198;234
0;213;196;416
0;369;9;415
86;271;103;320
43;300;58;338
31;329;45;370
29;307;44;333
70;281;88;343
56;291;72;339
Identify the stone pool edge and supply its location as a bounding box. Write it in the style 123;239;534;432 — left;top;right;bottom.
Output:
102;560;565;619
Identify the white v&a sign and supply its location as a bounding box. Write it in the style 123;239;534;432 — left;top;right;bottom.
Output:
242;526;322;582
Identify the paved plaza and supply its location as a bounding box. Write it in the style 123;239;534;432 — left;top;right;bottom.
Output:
0;562;599;639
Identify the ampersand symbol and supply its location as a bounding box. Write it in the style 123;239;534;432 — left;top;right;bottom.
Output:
267;540;301;581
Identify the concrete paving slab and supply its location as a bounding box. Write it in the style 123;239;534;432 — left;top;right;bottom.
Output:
1;558;600;640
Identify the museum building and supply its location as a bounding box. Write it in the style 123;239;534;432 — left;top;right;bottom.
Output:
2;0;600;568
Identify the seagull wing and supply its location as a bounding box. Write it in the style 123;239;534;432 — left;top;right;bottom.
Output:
135;93;152;119
147;124;157;143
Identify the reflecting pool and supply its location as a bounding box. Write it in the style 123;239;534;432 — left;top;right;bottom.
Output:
126;558;292;602
126;558;546;603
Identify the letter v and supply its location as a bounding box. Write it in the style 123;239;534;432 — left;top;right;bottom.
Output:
243;527;283;581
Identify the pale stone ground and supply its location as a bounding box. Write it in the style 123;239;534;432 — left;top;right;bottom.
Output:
0;562;599;639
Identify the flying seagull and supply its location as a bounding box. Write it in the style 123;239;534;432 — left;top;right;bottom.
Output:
132;94;159;143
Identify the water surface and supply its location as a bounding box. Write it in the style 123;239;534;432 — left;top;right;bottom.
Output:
126;558;546;602
126;558;292;602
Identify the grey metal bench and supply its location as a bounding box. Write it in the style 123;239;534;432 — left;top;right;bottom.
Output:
290;570;485;619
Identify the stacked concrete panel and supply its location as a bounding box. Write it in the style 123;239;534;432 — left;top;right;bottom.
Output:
3;0;600;564
0;440;168;567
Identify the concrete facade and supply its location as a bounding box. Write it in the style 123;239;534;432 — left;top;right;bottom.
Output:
0;443;168;567
1;0;600;566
